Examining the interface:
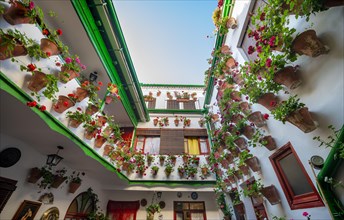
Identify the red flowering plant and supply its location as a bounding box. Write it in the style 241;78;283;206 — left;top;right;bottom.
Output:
80;80;102;103
66;107;91;124
7;0;44;24
41;27;69;56
241;179;264;197
270;95;305;123
83;120;100;136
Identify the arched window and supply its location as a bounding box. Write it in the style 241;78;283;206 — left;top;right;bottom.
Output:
64;191;96;220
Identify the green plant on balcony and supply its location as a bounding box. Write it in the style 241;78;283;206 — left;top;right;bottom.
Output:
151;165;159;176
159;155;165;165
167;155;177;164
313;125;344;159
271;95;305;123
146;154;155;166
66;108;91;124
190;155;200;166
216;193;232;219
241;180;264;197
41;27;69;56
185;165;198;179
238;150;253;166
164;163;174;177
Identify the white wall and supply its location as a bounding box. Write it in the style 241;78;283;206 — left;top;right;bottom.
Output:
215;1;344;219
0;133;108;220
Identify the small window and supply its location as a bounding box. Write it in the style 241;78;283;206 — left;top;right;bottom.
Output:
147;98;156;109
269;142;324;209
184;137;209;155
135;135;160;154
174;201;206;220
167;100;180;109
183;101;196;110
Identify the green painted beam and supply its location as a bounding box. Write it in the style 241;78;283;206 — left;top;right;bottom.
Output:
148;109;203;115
317;125;344;219
141;83;205;88
204;0;232;107
72;0;138;126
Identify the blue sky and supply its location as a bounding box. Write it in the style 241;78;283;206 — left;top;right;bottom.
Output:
113;0;216;85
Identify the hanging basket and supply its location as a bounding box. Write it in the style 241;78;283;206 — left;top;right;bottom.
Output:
3;1;35;25
286;107;317;133
248;111;266;127
27;71;48;93
68;182;81;193
0;35;27;60
245;156;261;172
27;167;42;183
53;95;75;113
260;135;277;151
261;185;281;205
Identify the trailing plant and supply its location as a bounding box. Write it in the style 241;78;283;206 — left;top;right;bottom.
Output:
313;125;344;159
241;179;264;197
68;171;85;184
271;95;305;123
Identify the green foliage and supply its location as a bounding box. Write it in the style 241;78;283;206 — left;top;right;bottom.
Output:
242;180;264;197
313;125;344;159
271;95;305;123
66;109;91;123
146;203;161;214
216;193;232;217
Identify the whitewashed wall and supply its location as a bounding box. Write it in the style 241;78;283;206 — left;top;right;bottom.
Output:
212;1;344;219
0;133;108;220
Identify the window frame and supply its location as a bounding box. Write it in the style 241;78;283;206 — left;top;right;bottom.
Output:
269;142;324;209
184;137;210;155
173;201;207;220
134;135;160;154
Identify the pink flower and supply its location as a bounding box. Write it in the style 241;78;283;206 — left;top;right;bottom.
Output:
266;58;272;67
256;46;262;53
302;212;309;217
248;46;255;55
81;64;87;70
260;12;265;21
65;57;72;64
75;57;81;64
28;1;35;10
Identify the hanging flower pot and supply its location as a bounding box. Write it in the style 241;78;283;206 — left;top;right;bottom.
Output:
245;156;261;172
96;116;107;127
230;91;241;101
292;30;329;57
233;202;245;215
234;170;243;180
59;65;79;84
257;93;279;111
226;57;237;69
27;167;42;183
103;126;113;136
274;66;302;90
229;147;240;157
27;71;48;92
234;137;247;150
260;135;277;151
248;111;266;127
225;153;234;164
226;17;238;29
3;1;35;25
69;118;82;128
84;128;97;140
238;164;250;175
68;181;81;193
51;175;67;188
40;38;61;57
174;119;180;127
85;104;99;116
242;125;255;140
261;185;281;205
153;118;159;126
228;174;236;184
94;136;107;148
239;102;251;114
286;107;317;133
0;34;27;60
74;87;89;102
221;159;230;169
233;73;244;86
231;114;244;123
103;145;114;156
53;95;75;113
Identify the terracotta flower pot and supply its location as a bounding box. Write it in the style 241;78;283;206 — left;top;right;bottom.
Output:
261;185;281;205
226;57;237;69
27;71;48;92
69;119;82;128
228;175;236;183
252;195;264;205
221;159;230;169
231;114;244;124
85;105;99;116
234;137;247;150
27;167;42;183
257;93;279;111
233;74;244;86
286;107;317;133
153;119;159;126
96;116;107;127
225;153;234;164
0;35;27;60
239;164;250;175
103;145;114;156
239;102;251;114
40;38;61;56
260;135;277;151
242;125;255;140
229;147;240;157
230;91;241;101
69;182;81;193
292;30;329;57
248;111;266;127
84;129;97;140
53;95;75;113
51;176;66;188
226;17;238;29
3;1;35;25
201;168;209;176
234;170;243;180
182;156;189;163
59;65;79;83
245;156;261;172
274;66;302;90
174;120;179;126
178;171;184;178
74;87;89;102
94;136;107;148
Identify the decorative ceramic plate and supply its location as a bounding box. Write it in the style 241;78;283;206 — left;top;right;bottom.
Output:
191;192;198;200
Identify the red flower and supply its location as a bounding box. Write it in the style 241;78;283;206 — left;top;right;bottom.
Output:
98;81;103;86
27;63;36;71
27;101;37;107
42;29;49;35
68;93;75;98
302;212;309;217
270;101;276;107
55;62;61;67
248;46;255;55
39;105;46;111
46;52;51;57
63;101;69;107
96;86;100;91
56;29;62;36
266;58;272;68
77;107;82;111
263;114;269;120
117;169;121;172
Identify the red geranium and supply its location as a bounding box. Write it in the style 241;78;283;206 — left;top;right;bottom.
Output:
27;63;36;71
56;29;62;36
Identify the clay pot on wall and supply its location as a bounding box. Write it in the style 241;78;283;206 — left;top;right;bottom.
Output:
274;66;302;90
234;137;248;150
74;87;89;102
230;91;241;101
0;35;27;60
286;107;317;133
239;102;251;114
51;176;66;188
3;1;35;25
257;93;279;111
226;17;238;29
242;125;255;140
94;136;107;148
238;164;250;176
27;71;48;92
53;95;75;113
59;65;79;84
40;38;61;57
245;156;261;172
85;105;99;116
68;182;81;193
103;145;114;156
226;57;237;69
248;111;266;127
233;202;245;215
292;30;329;57
261;185;281;205
84;129;97;140
69;119;82;128
27;167;42;183
96;116;107;127
260;135;277;151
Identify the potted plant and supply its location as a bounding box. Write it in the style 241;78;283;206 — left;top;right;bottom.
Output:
159;155;165;166
53;95;75;113
153;117;159;126
260;135;277;151
181;152;189;164
166;91;173;99
162;117;169;126
261;184;281;205
183;118;191;127
85;102;100;116
27;167;43;183
174;116;180;126
198;118;205;127
168;155;177;165
200;164;210;177
103;145;114;157
136;163;146;176
58;55;85;83
242;179;264;198
177;165;185;178
190;155;200;166
146;154;155;166
271;95;317;133
83;120;99;140
37;166;54;190
66;108;91;128
164;163;174;177
151;165;159;176
185;165;198;179
39;27;69;57
2;0;43;25
51;167;67;188
126;161;136;174
146;203;161;220
68;171;85;193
